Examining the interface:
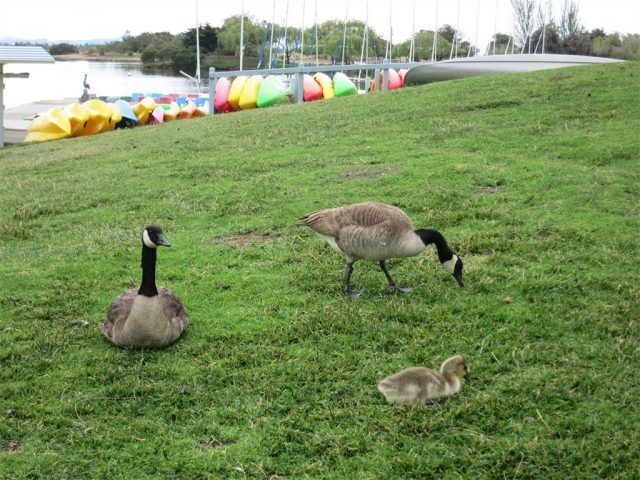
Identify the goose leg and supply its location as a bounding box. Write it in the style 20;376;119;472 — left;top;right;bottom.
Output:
379;261;412;293
342;260;363;298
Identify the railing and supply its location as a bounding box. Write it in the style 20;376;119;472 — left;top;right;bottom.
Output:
208;60;420;115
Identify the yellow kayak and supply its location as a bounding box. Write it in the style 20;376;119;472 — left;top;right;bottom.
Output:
106;103;123;131
313;72;335;100
228;76;248;110
81;99;111;135
64;103;90;137
24;108;71;142
131;97;157;125
239;75;263;110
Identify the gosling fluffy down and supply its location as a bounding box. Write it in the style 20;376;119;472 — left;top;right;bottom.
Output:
378;355;470;405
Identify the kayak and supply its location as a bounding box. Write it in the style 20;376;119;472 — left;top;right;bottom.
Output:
147;106;165;125
302;74;323;101
115;99;137;128
106;103;123;131
333;72;357;97
313;72;335;100
131;97;157;125
257;75;291;108
163;102;180;122
369;68;403;91
81;99;111;135
239;75;263;110
25;108;71;142
228;76;248;110
64;103;89;137
177;100;196;119
214;77;234;113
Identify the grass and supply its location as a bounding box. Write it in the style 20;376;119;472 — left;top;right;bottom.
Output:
0;61;638;479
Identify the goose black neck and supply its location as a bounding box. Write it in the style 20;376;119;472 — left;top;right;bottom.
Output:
138;245;158;297
415;229;454;263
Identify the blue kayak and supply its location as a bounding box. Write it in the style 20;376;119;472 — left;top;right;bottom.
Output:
115;99;138;128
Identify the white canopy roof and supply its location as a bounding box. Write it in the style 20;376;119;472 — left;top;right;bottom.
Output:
0;46;54;64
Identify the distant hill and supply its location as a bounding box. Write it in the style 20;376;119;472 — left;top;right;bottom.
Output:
0;37;119;46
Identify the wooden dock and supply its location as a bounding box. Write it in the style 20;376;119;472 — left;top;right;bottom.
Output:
3;98;78;144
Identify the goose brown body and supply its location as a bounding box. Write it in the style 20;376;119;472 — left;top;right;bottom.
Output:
102;287;189;349
299;202;424;261
299;202;464;295
100;225;189;349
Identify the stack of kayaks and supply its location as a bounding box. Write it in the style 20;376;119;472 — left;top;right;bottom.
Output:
213;71;366;113
25;94;210;143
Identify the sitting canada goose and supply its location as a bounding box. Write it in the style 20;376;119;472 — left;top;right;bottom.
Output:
378;355;470;405
101;225;189;349
297;202;464;297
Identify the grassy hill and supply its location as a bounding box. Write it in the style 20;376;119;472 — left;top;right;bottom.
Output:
0;61;638;479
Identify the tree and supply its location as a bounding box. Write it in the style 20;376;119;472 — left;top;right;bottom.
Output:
530;24;563;53
182;23;219;52
511;0;537;53
559;0;583;39
49;43;79;55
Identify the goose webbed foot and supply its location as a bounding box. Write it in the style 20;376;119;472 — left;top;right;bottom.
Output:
387;285;413;294
343;287;364;298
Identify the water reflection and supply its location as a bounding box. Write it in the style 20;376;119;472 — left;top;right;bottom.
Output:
3;61;202;109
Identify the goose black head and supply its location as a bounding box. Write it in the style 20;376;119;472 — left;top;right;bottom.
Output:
142;225;171;249
442;254;464;287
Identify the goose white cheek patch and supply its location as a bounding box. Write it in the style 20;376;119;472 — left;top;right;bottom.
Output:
143;230;157;248
442;255;458;274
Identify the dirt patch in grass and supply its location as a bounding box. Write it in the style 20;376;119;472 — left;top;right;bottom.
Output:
477;186;500;194
200;438;236;449
207;232;279;249
340;166;398;181
537;230;554;239
2;440;21;452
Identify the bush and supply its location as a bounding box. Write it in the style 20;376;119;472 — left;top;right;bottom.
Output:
49;43;79;55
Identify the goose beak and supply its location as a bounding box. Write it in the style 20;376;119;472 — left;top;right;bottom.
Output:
464;372;470;381
453;271;464;287
156;233;171;247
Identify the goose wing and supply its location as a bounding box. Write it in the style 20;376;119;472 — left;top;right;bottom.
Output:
298;202;414;236
102;288;137;339
158;287;190;337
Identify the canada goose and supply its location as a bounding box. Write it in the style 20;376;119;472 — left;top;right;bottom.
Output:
297;202;464;297
378;355;470;405
101;225;189;349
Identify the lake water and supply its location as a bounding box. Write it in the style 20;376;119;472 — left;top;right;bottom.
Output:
2;61;203;109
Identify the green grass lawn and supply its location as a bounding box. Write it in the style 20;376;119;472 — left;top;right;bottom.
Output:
0;61;638;479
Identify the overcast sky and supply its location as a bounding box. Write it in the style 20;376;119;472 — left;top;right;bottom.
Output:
1;0;638;52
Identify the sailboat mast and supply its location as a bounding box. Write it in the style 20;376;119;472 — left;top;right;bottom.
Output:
195;0;200;87
341;1;348;64
301;0;306;64
315;0;319;66
269;0;275;67
410;0;416;62
471;0;480;57
432;0;439;62
240;0;245;70
283;0;289;68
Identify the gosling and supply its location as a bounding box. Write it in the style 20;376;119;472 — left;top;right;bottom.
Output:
297;202;464;297
378;355;470;405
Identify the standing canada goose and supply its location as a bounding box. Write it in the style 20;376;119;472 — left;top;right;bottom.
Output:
378;355;470;405
101;225;189;349
297;202;464;297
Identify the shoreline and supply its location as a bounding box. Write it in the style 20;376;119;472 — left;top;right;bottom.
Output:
53;54;141;63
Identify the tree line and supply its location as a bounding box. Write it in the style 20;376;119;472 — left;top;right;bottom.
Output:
36;0;638;71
